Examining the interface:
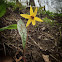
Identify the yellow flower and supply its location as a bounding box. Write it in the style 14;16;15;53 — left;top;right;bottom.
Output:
20;6;43;27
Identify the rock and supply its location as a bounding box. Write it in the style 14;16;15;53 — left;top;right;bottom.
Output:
6;0;62;13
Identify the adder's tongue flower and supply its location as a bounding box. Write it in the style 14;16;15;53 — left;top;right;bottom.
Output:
20;6;43;27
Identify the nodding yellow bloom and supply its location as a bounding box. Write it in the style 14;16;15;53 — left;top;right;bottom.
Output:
20;6;43;27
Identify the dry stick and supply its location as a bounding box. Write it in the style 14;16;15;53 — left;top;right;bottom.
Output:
3;43;6;56
49;54;58;62
28;34;43;50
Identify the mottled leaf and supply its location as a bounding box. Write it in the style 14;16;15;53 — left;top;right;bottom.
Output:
17;19;27;49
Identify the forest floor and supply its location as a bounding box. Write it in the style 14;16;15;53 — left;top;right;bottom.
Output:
0;7;62;62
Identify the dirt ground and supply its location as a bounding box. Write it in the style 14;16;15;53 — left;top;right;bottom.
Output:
0;8;62;62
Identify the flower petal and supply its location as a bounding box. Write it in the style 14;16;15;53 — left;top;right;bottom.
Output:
35;17;43;22
30;6;33;15
32;20;36;25
26;19;31;27
34;7;37;16
20;14;30;19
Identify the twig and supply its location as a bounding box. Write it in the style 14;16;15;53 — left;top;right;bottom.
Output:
28;34;43;50
49;54;59;62
3;43;6;56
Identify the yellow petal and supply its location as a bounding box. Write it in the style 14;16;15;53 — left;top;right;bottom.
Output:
20;14;30;19
32;20;36;25
34;7;37;16
35;17;43;22
26;19;31;27
30;6;33;15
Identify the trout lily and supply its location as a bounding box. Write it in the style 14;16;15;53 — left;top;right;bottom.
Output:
20;6;43;27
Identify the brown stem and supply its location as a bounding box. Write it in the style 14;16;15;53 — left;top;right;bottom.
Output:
23;48;26;62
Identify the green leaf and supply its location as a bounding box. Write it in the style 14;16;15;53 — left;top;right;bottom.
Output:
0;4;6;17
17;19;27;49
0;24;17;31
43;17;55;25
6;24;17;29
